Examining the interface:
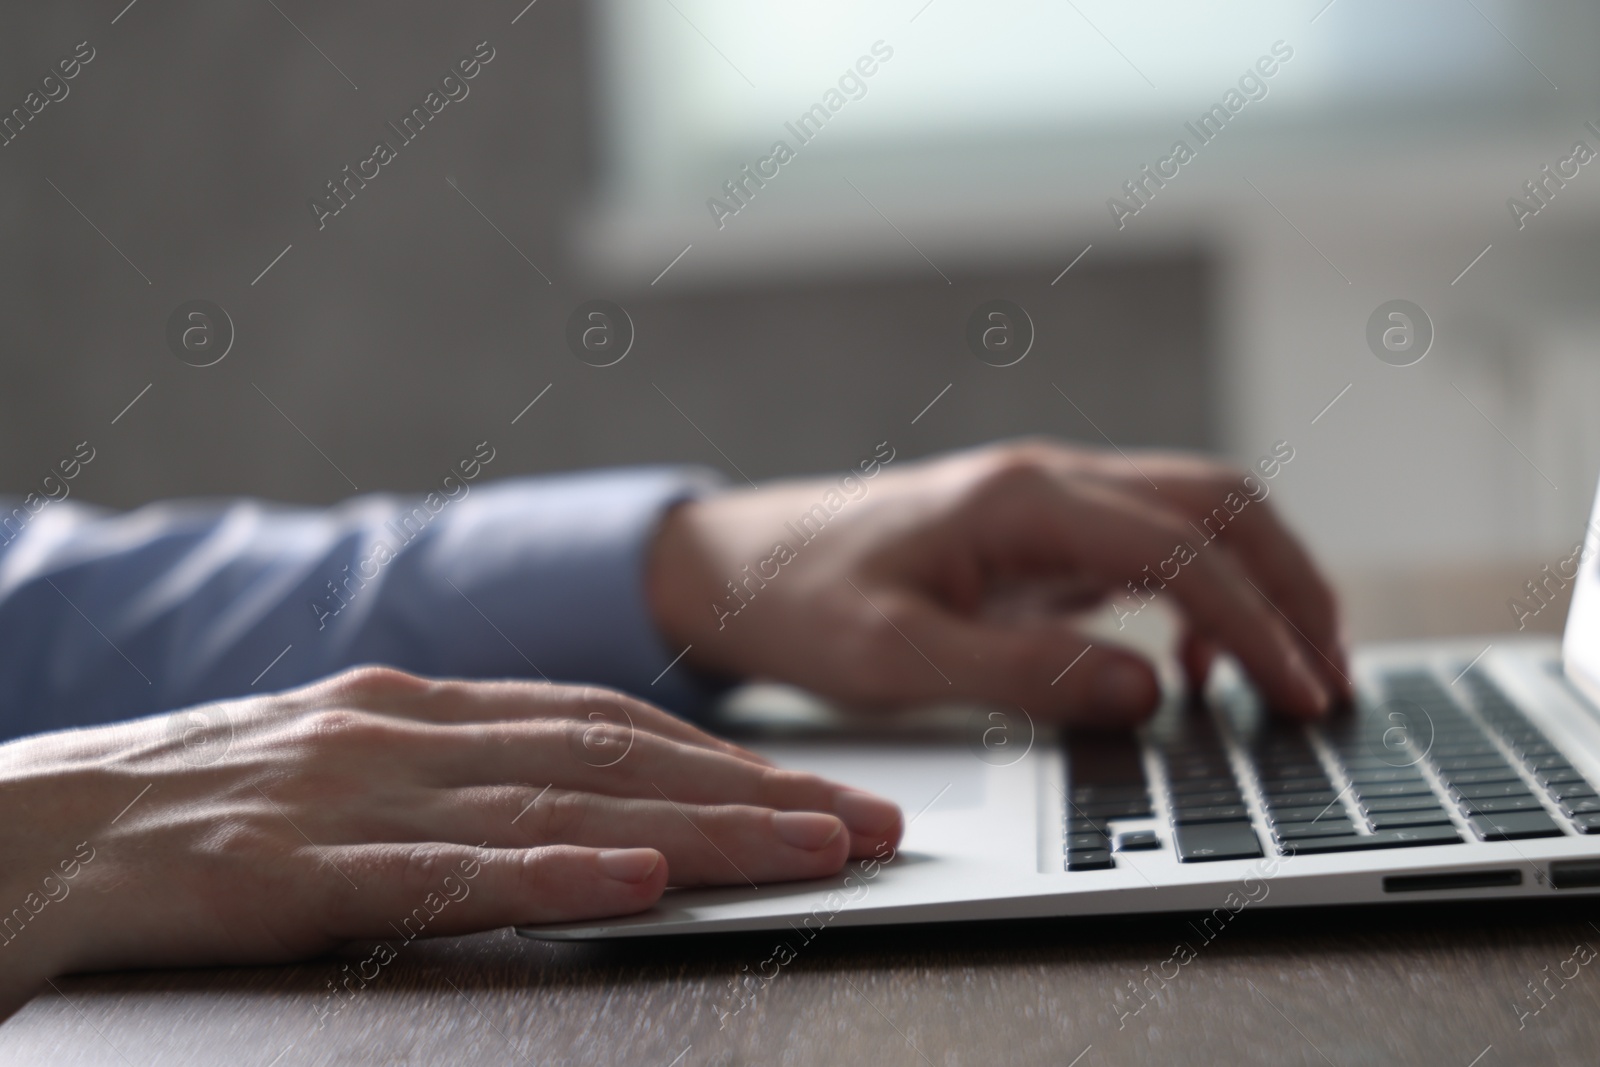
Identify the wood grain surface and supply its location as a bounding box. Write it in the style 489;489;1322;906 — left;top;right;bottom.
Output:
7;903;1600;1066
4;565;1594;1066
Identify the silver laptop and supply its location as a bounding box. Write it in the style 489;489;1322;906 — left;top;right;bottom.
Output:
519;476;1600;941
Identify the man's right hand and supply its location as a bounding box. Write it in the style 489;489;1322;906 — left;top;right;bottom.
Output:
650;439;1347;725
0;667;902;1009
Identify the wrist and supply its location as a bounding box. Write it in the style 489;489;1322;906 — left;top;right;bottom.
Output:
646;500;732;674
0;873;82;1010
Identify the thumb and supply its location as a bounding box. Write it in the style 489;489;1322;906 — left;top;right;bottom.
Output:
1036;635;1162;726
317;843;668;941
864;591;1161;726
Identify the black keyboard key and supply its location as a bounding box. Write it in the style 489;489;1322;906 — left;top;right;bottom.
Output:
1168;777;1240;796
1454;782;1536;800
1066;832;1111;850
1261;777;1334;794
1470;811;1564;840
1438;767;1523;786
1284;826;1462;853
1115;830;1161;851
1347;768;1427;785
1428;725;1482;738
1173;805;1251;825
1174;822;1263;862
1248;732;1315;748
1257;763;1328;781
1077;800;1153;819
1526;754;1573;770
1353;781;1437;798
1569;813;1600;833
1368;809;1454;830
1341;756;1427;772
1274;819;1355;840
1460;796;1544;814
1071;784;1147;804
1498;727;1545;742
1172;791;1245;809
1334;747;1418;763
1253;751;1321;768
1362;794;1447;813
1262;791;1338;808
1433;755;1515;772
1066;850;1115;871
1562;798;1600;815
1549;783;1599;801
1431;735;1489;749
1166;767;1235;785
1537;768;1589;785
1066;817;1110;834
1428;743;1501;758
1268;804;1344;823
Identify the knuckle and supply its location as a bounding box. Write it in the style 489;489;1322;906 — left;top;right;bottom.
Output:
975;444;1055;496
1137;511;1192;554
197;817;285;862
842;610;915;703
991;435;1059;465
1212;464;1253;494
1156;452;1240;487
323;665;432;704
565;718;637;769
396;844;458;900
526;789;591;843
542;684;640;728
997;637;1054;679
292;707;397;751
569;686;641;724
511;845;570;896
757;765;822;802
568;683;629;706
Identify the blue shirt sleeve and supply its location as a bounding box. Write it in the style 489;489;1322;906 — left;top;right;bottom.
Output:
0;465;725;742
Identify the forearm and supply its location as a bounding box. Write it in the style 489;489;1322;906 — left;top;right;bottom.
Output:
0;465;723;740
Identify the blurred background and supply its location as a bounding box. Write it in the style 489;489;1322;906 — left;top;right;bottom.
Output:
5;0;1599;639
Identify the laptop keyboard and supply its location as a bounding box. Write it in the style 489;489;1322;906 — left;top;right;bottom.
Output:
1063;666;1600;871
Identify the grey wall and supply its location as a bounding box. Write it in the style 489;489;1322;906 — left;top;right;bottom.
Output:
1;0;1213;510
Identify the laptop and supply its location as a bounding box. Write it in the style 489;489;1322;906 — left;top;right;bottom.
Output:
518;475;1600;941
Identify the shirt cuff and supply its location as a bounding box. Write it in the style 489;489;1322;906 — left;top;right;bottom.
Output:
389;465;728;717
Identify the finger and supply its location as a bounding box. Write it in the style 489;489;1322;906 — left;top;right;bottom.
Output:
1091;517;1330;718
447;682;777;766
312;842;668;938
400;720;904;856
839;599;1160;726
1079;456;1350;696
961;476;1330;717
1153;493;1345;695
313;669;772;767
404;787;854;882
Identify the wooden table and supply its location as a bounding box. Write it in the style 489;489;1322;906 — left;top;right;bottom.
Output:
7;565;1597;1066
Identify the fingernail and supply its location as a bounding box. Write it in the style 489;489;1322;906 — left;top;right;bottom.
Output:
597;848;660;884
773;811;843;850
1092;660;1155;716
834;790;901;836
